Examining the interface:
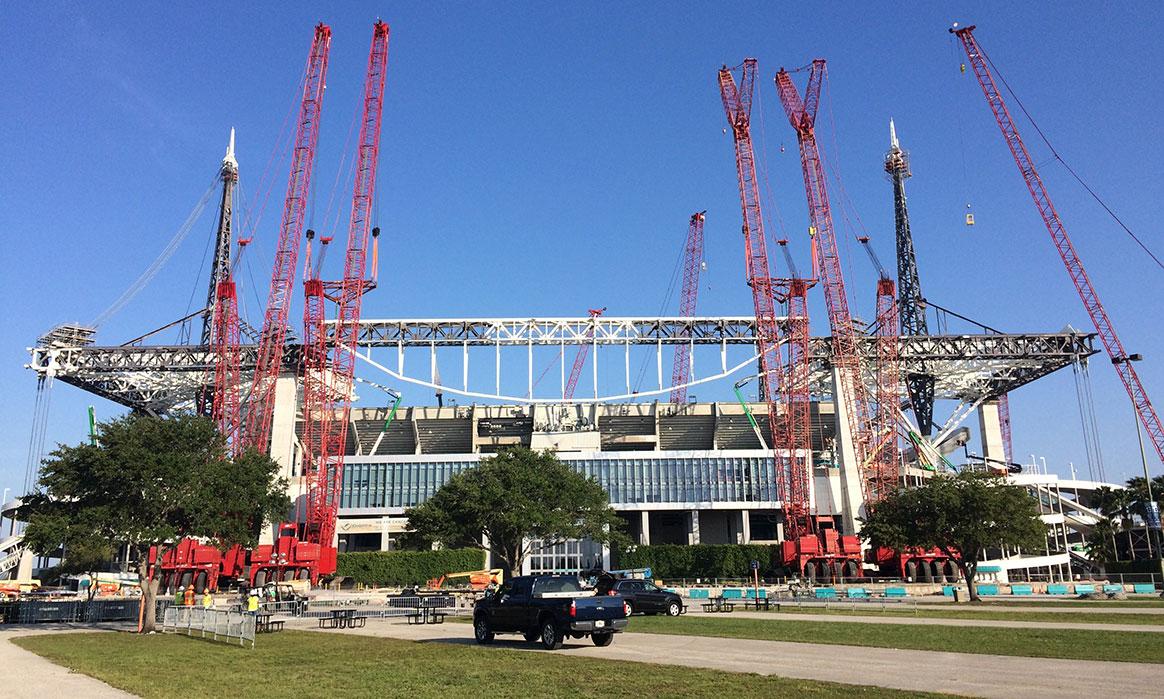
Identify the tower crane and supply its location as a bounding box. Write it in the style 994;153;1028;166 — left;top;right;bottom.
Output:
885;120;937;437
301;20;390;570
774;60;866;578
245;23;332;453
720;60;851;581
670;211;706;404
952;24;1164;467
564;307;606;400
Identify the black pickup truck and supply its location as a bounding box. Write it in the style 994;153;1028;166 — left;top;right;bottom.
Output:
473;574;629;650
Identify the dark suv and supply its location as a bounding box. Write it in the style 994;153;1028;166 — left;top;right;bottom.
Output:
597;578;684;616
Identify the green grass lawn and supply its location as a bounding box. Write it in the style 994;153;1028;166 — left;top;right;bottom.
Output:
766;605;1164;625
629;616;1164;664
984;598;1164;607
13;631;947;699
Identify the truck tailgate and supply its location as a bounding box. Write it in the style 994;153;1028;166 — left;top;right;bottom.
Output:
572;596;625;621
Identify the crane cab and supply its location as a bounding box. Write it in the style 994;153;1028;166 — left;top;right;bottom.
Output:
964;203;975;226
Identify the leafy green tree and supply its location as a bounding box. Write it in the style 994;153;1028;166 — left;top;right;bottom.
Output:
404;447;625;575
859;471;1045;601
1093;486;1135;558
19;413;290;632
1085;517;1119;567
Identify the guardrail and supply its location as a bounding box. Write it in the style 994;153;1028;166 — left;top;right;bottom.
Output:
162;606;255;648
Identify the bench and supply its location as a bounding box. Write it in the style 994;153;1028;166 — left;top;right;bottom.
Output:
814;588;838;599
975;584;999;596
721;589;744;599
1010;584;1033;596
1132;584;1157;594
1046;584;1070;595
743;589;767;599
687;589;710;600
1073;584;1095;595
846;588;869;599
884;587;908;598
1102;584;1124;595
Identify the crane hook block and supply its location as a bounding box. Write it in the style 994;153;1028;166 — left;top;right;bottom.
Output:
306;228;316;240
371;226;380;238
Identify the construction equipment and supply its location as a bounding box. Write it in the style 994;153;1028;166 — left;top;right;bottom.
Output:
426;568;504;591
720;60;853;581
670;211;706;403
564;308;606;399
858;237;901;504
952;23;1164;467
773;60;865;579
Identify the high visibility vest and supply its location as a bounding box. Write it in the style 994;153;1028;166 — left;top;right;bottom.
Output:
247;596;260;612
202;593;213;608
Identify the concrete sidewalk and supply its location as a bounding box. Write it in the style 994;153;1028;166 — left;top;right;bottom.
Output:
298;617;1164;699
713;609;1164;633
0;626;133;698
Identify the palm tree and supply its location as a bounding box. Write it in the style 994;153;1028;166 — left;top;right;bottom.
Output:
1125;476;1164;556
1093;486;1134;559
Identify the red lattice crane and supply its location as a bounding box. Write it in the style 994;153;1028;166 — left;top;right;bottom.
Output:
952;24;1164;467
244;23;332;453
858;238;901;504
774;240;814;542
564;307;606;400
301;21;390;566
670;211;706;403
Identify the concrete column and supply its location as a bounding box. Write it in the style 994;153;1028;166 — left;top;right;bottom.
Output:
639;511;651;546
687;511;701;545
979;399;1006;465
740;510;751;544
265;375;299;546
831;367;866;536
16;549;34;580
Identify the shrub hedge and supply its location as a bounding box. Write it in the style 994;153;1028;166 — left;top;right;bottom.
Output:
617;544;780;579
336;549;485;587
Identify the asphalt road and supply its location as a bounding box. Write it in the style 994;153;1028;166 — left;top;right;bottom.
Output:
305;617;1164;699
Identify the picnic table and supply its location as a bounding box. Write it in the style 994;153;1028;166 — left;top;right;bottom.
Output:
255;612;285;633
317;608;367;629
700;596;735;613
742;598;773;611
406;598;448;625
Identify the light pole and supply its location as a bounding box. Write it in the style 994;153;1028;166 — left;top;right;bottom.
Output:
1114;353;1158;559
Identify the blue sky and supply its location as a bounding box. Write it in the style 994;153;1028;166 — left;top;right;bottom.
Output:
2;2;1163;497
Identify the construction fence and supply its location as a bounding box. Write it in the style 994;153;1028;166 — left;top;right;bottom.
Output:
162;606;255;648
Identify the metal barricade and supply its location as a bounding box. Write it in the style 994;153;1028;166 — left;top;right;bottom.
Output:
261;600;307;616
162;605;255;648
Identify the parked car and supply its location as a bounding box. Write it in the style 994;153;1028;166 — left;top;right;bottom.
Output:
596;577;685;617
473;574;629;650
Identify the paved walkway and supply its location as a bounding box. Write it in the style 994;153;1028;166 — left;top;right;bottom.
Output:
0;626;132;698
711;609;1164;633
297;618;1164;698
915;602;1164;615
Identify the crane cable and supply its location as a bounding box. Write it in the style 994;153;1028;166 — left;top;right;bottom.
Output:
90;176;219;328
981;46;1164;272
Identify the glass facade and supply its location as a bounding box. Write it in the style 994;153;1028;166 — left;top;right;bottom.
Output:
339;452;778;510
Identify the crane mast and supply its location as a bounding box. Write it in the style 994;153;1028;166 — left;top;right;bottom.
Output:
718;60;810;541
670;211;706;403
245;23;332;453
776;61;873;499
302;21;390;557
952;24;1164;466
564;308;605;400
885;120;936;436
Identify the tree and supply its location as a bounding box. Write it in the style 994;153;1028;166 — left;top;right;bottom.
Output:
18;413;290;632
860;470;1045;602
1093;486;1134;559
404;447;625;575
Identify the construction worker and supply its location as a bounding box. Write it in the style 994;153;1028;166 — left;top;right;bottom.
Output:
174;585;185;606
246;589;261;613
201;589;213;608
183;585;195;607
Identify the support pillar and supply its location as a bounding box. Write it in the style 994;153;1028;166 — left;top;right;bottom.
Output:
739;510;751;544
639;511;651;546
265;375;299;546
687;511;701;545
979;399;1006;465
831;367;866;536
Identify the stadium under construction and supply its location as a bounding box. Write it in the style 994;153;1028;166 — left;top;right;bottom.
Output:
6;21;1160;590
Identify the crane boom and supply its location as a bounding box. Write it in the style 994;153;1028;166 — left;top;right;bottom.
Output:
952;24;1164;465
718;60;805;536
670;211;706;403
776;61;873;493
245;23;332;453
302;21;390;557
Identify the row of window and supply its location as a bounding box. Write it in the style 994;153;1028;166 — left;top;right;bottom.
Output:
339;455;780;510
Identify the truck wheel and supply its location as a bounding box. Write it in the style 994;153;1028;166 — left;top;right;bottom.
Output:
473;617;494;645
179;571;193;591
255;570;268;588
592;632;614;647
194;572;208;595
540;620;564;650
524;630;540;643
666;601;682;617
